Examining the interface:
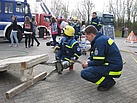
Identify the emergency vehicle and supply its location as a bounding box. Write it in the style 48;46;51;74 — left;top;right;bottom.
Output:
32;12;52;37
32;2;52;37
0;0;32;42
32;2;66;37
100;13;115;39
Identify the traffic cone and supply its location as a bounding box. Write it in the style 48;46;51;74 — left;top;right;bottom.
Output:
43;33;46;40
126;31;137;44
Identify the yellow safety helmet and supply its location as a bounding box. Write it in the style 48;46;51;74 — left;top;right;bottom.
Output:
73;17;78;21
63;25;75;36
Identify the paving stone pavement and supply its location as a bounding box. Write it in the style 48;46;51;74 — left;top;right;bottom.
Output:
0;37;137;103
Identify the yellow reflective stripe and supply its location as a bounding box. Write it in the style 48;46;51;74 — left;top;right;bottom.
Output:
65;58;70;62
98;24;102;26
95;76;105;85
90;51;94;54
104;63;109;65
108;38;114;45
109;71;122;76
92;22;97;25
65;41;77;48
93;56;105;60
74;53;80;58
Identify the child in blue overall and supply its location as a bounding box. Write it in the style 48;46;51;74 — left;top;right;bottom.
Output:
54;25;81;70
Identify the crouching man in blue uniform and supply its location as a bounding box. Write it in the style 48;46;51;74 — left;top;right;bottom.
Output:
81;25;123;91
54;25;82;70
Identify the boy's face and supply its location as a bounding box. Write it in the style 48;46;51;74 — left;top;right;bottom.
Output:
73;20;77;23
92;13;97;18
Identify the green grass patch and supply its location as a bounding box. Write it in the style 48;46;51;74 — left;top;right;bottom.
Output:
115;29;122;37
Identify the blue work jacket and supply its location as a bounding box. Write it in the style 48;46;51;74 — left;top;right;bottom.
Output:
88;33;123;78
58;37;82;61
90;17;102;31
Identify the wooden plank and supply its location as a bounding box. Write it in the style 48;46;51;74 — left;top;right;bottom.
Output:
25;55;49;69
6;71;47;99
0;54;49;82
0;54;49;70
0;54;48;64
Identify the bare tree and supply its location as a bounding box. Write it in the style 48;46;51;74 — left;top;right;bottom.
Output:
50;0;61;18
71;9;82;20
60;3;69;18
109;0;126;28
130;0;137;30
126;0;134;28
70;0;94;25
108;0;137;31
130;0;137;23
50;0;69;18
80;0;94;25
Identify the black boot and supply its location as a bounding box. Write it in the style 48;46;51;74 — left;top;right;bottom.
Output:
97;80;116;91
37;43;40;46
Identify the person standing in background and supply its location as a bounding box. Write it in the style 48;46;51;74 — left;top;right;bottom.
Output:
31;17;40;46
9;15;19;47
121;26;125;37
70;17;81;40
81;21;86;35
50;17;58;47
90;12;102;32
22;16;33;48
124;27;128;37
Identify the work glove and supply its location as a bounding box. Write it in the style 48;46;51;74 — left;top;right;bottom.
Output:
69;57;77;65
69;60;75;65
53;46;60;53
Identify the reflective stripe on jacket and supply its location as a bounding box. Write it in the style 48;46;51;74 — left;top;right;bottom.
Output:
90;17;102;31
59;37;81;61
88;33;123;77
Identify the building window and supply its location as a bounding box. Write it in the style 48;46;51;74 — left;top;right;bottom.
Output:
44;16;50;22
16;3;24;13
5;2;13;13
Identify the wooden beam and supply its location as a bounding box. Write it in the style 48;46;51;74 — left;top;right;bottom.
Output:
0;54;49;71
6;71;47;99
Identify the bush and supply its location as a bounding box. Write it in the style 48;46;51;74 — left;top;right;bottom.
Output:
115;29;121;37
133;30;137;35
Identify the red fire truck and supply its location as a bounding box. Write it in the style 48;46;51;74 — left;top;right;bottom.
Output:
32;2;67;37
32;12;52;37
32;2;52;38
